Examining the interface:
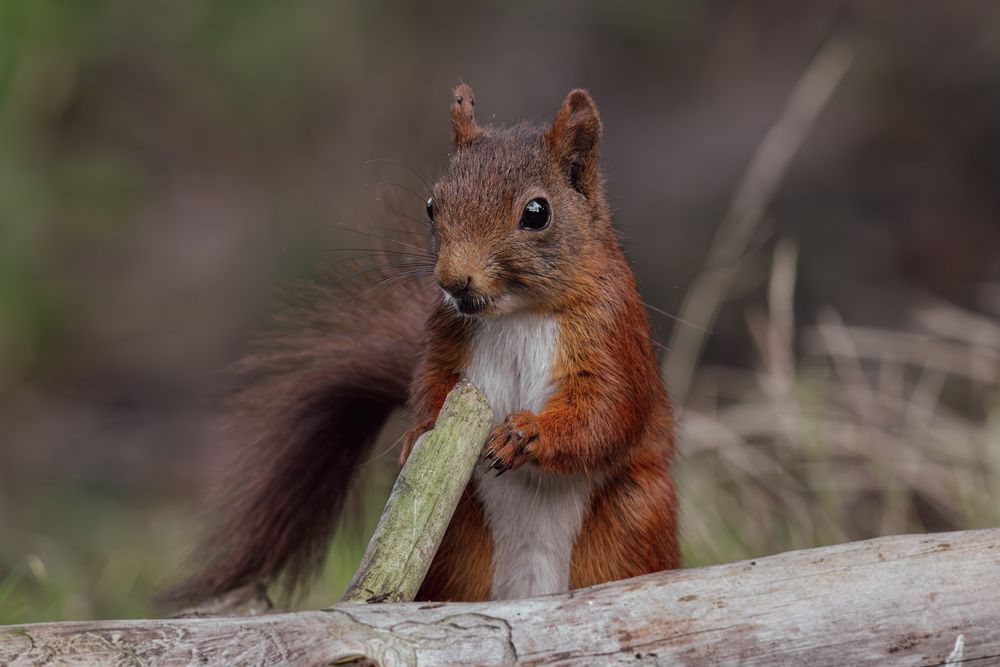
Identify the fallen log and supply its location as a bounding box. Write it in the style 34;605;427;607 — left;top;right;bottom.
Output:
2;529;997;665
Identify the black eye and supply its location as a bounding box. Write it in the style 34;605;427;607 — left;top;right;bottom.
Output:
519;198;550;230
426;197;434;222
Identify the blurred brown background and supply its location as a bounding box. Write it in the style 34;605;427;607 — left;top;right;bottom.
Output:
2;0;998;622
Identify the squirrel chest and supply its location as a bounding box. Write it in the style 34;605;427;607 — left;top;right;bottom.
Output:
463;312;594;600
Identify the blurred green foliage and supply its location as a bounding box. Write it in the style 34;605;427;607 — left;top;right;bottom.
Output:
0;0;377;623
0;479;386;623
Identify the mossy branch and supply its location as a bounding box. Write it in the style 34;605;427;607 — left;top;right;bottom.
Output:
339;379;493;604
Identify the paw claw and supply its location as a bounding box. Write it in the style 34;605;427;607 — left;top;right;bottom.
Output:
481;411;540;475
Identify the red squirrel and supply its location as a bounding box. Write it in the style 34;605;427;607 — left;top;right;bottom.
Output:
174;84;679;604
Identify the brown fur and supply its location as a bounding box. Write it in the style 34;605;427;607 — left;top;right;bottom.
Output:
403;87;679;600
173;84;679;605
168;280;431;604
450;83;483;147
417;486;494;601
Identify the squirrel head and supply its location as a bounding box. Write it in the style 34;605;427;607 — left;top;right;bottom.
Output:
428;84;609;317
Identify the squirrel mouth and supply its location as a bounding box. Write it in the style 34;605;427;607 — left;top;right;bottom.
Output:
455;295;490;315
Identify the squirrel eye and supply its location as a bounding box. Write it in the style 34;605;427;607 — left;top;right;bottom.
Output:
426;197;434;222
519;198;550;231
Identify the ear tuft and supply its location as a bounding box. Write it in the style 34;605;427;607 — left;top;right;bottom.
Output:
451;83;482;148
544;89;603;196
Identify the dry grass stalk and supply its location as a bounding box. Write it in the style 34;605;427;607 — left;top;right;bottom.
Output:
679;247;1000;566
665;38;853;407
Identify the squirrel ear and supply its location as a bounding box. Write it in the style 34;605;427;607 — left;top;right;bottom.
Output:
544;89;603;196
451;83;482;148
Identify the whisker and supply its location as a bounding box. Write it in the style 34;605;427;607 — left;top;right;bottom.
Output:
379;193;432;229
364;158;433;195
385;214;432;231
335;225;435;257
361;267;435;297
370;225;431;238
379;181;428;204
643;301;713;334
507;260;709;337
319;248;434;260
355;431;407;467
325;261;435;289
372;270;436;306
506;267;577;290
359;271;435;307
650;339;670;352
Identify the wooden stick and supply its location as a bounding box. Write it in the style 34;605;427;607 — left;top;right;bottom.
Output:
3;530;997;665
340;379;492;603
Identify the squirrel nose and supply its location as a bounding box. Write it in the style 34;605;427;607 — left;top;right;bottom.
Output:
439;275;472;299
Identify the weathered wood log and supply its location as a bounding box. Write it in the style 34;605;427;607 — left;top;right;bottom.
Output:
340;379;492;603
3;529;997;665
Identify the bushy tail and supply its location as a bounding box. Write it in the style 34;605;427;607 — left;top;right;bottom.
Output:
168;280;430;605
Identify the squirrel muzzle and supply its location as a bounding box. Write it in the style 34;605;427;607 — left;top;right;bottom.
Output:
435;242;496;315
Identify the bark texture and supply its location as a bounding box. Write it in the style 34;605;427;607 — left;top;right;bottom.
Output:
2;530;997;666
341;379;492;603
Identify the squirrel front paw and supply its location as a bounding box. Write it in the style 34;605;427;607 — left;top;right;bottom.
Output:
483;411;540;475
400;419;435;467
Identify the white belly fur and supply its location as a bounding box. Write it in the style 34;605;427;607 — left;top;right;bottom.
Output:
464;313;593;600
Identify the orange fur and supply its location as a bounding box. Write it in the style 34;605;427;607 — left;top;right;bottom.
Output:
176;84;679;607
418;485;494;601
405;86;679;601
409;245;679;601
